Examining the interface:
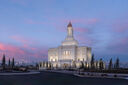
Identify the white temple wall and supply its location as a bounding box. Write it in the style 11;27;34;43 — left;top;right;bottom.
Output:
48;48;58;62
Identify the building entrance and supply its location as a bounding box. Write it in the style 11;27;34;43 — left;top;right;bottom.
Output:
63;63;69;69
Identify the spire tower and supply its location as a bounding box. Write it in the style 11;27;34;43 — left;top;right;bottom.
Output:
67;22;73;37
61;22;78;46
67;22;72;27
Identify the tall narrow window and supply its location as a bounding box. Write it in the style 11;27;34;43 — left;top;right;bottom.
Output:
66;51;68;55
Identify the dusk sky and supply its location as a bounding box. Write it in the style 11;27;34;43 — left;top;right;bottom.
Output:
0;0;128;63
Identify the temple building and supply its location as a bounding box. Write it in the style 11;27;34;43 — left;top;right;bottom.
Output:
47;22;92;69
39;22;92;69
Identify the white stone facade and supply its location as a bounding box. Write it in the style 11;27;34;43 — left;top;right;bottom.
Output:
47;22;92;69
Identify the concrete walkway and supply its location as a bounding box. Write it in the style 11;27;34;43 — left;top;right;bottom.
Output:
80;72;128;80
74;73;128;80
42;70;128;80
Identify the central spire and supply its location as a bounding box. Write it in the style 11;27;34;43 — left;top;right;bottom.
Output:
67;22;72;27
61;22;78;46
67;22;73;37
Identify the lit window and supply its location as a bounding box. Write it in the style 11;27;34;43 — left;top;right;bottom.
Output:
52;59;56;61
66;51;68;55
80;58;84;61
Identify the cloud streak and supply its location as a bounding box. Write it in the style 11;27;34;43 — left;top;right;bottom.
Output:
0;42;48;62
112;20;128;33
107;37;128;54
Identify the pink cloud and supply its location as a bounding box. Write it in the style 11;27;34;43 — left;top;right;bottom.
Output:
0;42;48;62
24;18;99;33
63;18;99;25
23;44;37;51
87;18;99;24
107;37;128;54
10;35;47;54
10;35;37;49
11;36;32;50
0;43;5;50
53;18;99;32
74;27;89;33
106;19;128;55
112;20;128;33
11;36;28;44
76;35;94;46
0;43;25;56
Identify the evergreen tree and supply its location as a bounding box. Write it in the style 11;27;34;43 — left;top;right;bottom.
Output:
79;61;84;69
38;62;41;69
43;61;45;67
90;54;95;69
108;58;113;70
84;62;88;69
8;58;11;67
36;63;39;69
115;58;119;69
99;58;103;70
2;54;6;70
95;61;98;70
12;58;15;69
46;62;48;68
49;63;52;69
